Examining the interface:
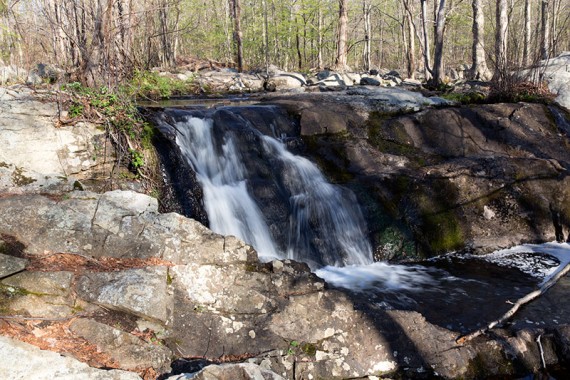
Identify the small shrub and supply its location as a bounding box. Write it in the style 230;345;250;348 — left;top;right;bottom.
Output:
488;72;555;104
125;70;199;100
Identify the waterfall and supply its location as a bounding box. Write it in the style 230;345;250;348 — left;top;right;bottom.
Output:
176;116;281;260
172;109;373;268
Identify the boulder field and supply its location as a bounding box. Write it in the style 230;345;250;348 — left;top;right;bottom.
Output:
1;85;570;379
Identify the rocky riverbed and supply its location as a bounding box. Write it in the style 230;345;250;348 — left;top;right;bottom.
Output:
1;84;570;379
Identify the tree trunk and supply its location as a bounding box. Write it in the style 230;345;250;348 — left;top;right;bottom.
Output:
420;0;432;81
317;4;323;69
230;0;243;72
402;0;416;79
431;0;446;85
523;0;531;66
470;0;491;80
493;0;509;82
541;0;550;59
363;0;371;71
335;0;348;71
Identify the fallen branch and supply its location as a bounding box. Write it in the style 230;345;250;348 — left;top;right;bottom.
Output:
456;260;570;344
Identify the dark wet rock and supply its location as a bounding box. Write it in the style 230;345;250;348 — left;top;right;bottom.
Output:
287;101;570;258
360;77;381;86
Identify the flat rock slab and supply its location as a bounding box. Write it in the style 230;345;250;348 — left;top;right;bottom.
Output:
70;319;172;372
76;266;171;322
0;86;115;194
0;335;142;380
1;271;76;318
168;363;286;380
0;252;27;278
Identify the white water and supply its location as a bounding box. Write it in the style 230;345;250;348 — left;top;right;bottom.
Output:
316;242;570;294
171;111;570;296
176;116;280;259
261;136;372;266
174;114;373;267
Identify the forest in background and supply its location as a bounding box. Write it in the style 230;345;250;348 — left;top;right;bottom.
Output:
0;0;569;87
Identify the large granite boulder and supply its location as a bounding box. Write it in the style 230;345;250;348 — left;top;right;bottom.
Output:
0;86;115;194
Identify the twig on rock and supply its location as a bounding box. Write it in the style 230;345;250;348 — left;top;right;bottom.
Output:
456;260;570;344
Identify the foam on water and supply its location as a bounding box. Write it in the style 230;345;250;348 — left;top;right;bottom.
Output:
477;242;570;284
316;242;570;294
315;262;444;292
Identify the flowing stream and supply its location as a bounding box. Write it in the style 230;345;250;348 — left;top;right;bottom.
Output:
174;111;372;268
154;104;570;333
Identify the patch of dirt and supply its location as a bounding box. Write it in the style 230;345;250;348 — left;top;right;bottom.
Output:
25;252;173;273
0;316;162;379
0;318;118;368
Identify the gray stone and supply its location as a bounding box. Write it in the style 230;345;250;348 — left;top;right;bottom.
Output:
76;267;171;322
360;77;381;86
0;252;27;278
0;66;26;84
70;319;172;372
188;363;286;380
269;73;305;90
0;335;142;380
522;51;570;110
1;271;76;318
0;88;115;193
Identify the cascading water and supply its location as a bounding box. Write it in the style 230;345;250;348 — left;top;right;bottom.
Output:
176;116;281;260
151;104;570;333
173;110;373;268
261;136;372;266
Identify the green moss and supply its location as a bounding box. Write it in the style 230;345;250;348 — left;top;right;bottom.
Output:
441;91;486;105
166;268;173;285
11;167;36;186
422;209;464;253
414;183;465;255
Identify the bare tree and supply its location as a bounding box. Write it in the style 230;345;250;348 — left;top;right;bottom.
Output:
401;0;416;79
470;0;491;80
230;0;244;72
334;0;348;70
541;0;550;59
363;0;372;71
420;0;433;81
522;0;531;66
431;0;447;85
493;0;509;82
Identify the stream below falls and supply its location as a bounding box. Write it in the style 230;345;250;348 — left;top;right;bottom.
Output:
150;103;570;336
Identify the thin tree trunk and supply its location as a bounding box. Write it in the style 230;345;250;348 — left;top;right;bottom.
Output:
317;4;323;69
335;0;348;71
431;0;446;85
262;0;269;75
296;16;302;70
523;0;531;66
470;0;491;80
363;0;371;71
230;0;243;72
403;0;416;79
541;0;550;59
493;0;509;81
420;0;432;80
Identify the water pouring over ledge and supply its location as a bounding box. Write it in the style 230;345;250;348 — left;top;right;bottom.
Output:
152;105;570;309
173;108;373;269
